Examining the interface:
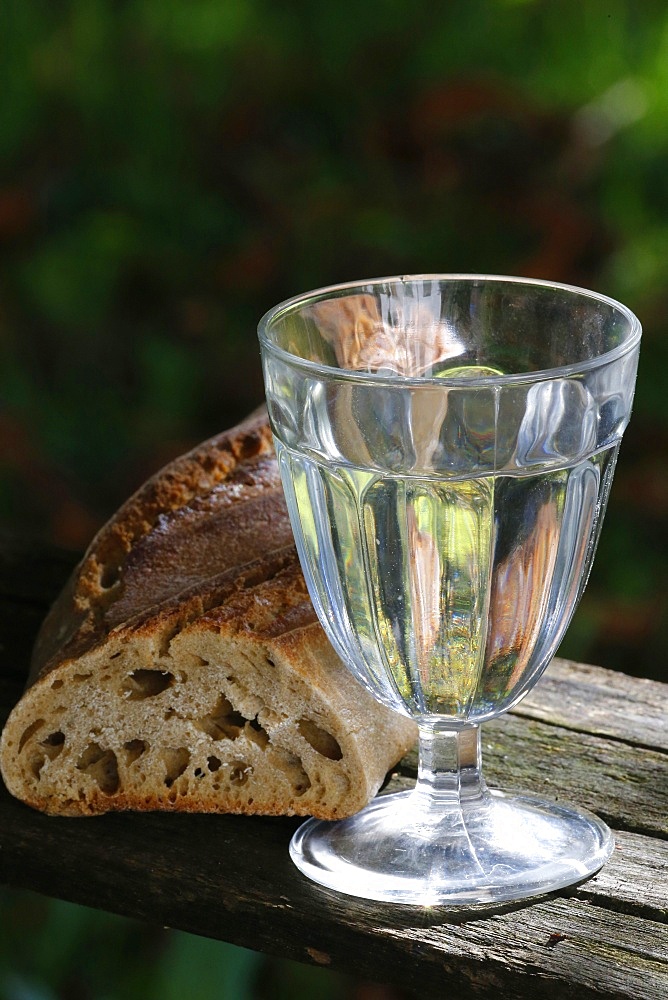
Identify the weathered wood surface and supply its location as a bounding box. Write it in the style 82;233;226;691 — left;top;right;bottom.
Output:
0;537;666;999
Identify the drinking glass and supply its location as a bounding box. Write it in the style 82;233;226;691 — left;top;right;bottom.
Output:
258;275;640;906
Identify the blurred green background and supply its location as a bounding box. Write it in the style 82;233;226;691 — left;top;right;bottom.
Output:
1;0;666;997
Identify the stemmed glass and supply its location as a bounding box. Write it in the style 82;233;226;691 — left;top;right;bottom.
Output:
258;275;640;906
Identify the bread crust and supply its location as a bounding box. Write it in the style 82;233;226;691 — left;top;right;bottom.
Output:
0;411;416;818
31;409;285;681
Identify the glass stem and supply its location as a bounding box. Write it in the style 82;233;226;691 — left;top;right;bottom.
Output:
412;722;487;813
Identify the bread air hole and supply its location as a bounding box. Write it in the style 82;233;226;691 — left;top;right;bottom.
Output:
245;718;270;749
230;761;252;786
275;751;311;796
123;739;147;765
41;731;65;761
297;720;343;761
120;669;174;700
198;695;247;740
18;719;45;753
76;743;119;795
158;622;181;658
28;752;47;779
163;747;190;788
99;564;121;589
207;755;222;772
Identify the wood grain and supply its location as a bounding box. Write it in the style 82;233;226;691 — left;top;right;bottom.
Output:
518;657;668;751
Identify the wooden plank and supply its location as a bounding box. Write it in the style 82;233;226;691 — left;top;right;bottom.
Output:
393;713;668;839
485;714;668;838
0;792;665;1000
374;899;668;1000
518;658;668;752
577;830;668;920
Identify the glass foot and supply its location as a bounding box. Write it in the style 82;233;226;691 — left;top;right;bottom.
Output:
290;789;614;906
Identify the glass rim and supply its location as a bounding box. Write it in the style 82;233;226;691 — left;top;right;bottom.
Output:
257;273;642;387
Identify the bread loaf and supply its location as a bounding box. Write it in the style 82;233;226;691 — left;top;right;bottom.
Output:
0;411;416;818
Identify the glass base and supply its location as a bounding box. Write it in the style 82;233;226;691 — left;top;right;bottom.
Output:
290;789;614;906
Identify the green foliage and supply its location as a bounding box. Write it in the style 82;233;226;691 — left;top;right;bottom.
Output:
0;889;356;1000
150;934;260;1000
0;0;665;667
